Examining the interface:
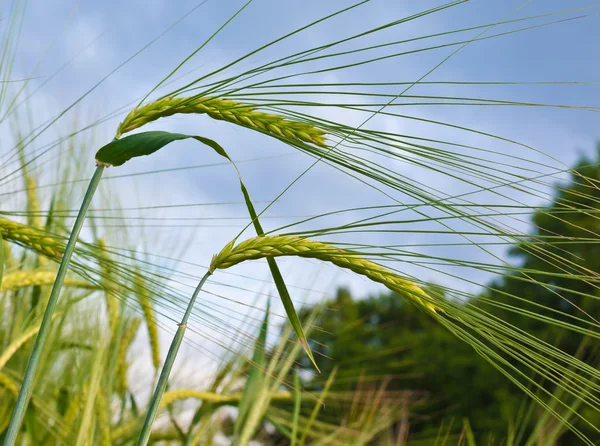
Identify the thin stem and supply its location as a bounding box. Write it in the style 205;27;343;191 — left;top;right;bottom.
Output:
136;270;212;446
4;165;105;446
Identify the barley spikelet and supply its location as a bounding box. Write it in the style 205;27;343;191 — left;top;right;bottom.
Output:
117;96;327;147
211;235;440;313
116;318;141;393
0;270;96;292
98;239;119;332
0;217;64;259
134;276;161;370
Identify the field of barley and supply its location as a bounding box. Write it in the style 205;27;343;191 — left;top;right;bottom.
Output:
0;1;599;445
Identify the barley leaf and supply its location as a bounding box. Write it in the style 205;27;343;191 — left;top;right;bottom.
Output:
95;131;228;166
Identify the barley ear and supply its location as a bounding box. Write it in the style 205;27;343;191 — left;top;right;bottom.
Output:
98;239;119;332
116;96;327;147
116;318;142;394
211;235;441;314
134;276;161;371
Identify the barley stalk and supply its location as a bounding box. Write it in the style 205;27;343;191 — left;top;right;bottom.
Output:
0;217;64;260
116;96;327;147
0;271;96;292
136;271;212;446
210;235;441;313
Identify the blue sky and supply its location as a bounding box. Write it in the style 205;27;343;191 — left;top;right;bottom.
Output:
7;0;600;373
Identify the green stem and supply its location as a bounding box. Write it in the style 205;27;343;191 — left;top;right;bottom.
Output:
4;165;104;446
136;270;212;446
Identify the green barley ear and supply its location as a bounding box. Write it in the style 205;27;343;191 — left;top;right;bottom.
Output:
0;271;96;292
97;239;119;333
116;318;142;395
211;235;441;314
134;275;161;371
24;177;43;230
0;217;65;260
209;239;236;274
116;96;327;147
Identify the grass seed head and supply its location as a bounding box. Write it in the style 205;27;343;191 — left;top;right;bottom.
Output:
0;218;65;259
117;96;327;147
211;235;441;314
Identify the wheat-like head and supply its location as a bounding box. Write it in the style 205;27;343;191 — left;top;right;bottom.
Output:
0;271;96;292
116;318;141;395
0;218;64;259
116;96;327;147
24;177;43;230
210;235;440;313
134;276;161;370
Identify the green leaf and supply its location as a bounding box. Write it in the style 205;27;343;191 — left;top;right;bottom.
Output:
96;130;319;371
238;180;319;371
95;131;228;166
